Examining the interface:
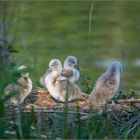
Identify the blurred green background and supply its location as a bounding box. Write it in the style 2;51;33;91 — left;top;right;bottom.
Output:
2;1;140;92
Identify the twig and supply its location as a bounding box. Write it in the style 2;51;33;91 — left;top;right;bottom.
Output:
109;99;140;104
24;108;88;116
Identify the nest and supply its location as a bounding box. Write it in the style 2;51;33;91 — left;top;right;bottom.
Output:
19;87;140;125
24;87;89;110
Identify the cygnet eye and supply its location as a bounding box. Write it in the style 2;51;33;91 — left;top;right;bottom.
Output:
24;77;28;81
49;64;53;68
72;61;75;64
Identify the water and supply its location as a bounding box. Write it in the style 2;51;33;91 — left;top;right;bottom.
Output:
1;1;140;92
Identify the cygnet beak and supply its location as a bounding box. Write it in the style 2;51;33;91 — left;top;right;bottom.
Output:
74;65;80;70
48;67;52;72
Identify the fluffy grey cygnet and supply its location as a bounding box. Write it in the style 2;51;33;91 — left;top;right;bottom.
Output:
89;62;122;107
5;65;32;105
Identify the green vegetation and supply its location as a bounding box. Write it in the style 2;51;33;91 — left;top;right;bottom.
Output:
0;0;138;91
0;1;140;139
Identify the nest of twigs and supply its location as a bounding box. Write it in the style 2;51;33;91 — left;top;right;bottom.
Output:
24;87;89;110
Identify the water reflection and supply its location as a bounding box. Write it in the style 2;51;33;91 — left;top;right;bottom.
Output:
96;59;122;68
134;59;140;67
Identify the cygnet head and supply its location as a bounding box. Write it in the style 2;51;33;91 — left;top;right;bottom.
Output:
108;62;123;75
64;55;79;70
17;65;29;77
49;59;62;74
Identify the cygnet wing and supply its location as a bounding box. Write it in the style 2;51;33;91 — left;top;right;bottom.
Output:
61;68;73;78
